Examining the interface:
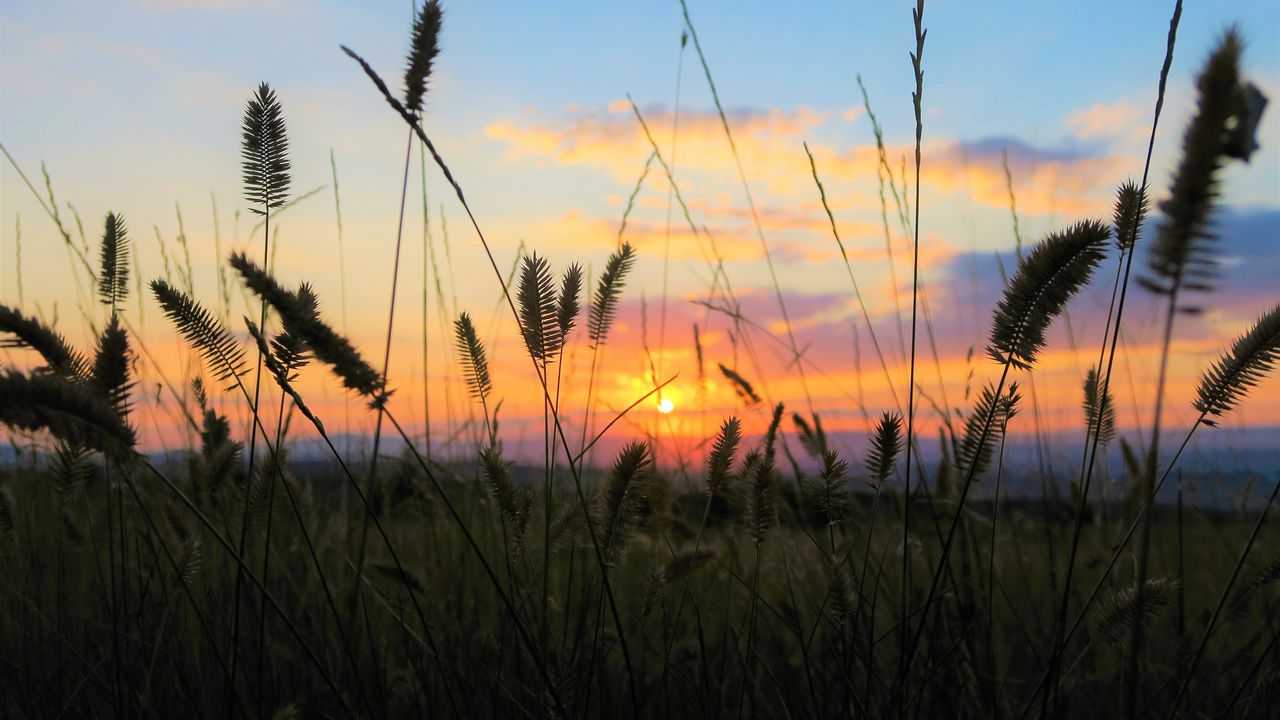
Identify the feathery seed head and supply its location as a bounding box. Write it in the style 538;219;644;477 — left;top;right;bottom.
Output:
97;212;130;308
718;363;761;406
453;311;492;401
1194;304;1280;425
1083;367;1117;445
517;253;563;366
705;416;741;494
230;253;384;401
1095;576;1181;643
987;219;1110;370
956;382;1021;480
241;82;291;214
0;369;137;453
596;441;653;562
152;279;247;387
404;1;443;116
793;412;828;459
763;403;784;461
1112;181;1149;253
1140;29;1256;306
557;263;583;339
245;319;325;434
92;315;133;417
589;243;637;347
745;450;779;546
804;448;850;524
865;411;904;487
286;279;383;409
1;305;90;381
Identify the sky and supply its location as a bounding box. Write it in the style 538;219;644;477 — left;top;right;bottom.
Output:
2;0;1278;470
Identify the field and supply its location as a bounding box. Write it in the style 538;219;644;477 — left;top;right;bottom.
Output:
1;1;1278;718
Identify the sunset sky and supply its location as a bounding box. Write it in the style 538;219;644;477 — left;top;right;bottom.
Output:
2;0;1278;467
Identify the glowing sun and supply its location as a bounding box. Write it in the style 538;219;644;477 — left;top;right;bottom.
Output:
657;397;675;414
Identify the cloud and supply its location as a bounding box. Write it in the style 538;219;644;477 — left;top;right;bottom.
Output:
534;195;907;269
485;103;834;194
485;103;1132;218
1066;99;1143;140
931;136;1129;216
536;209;845;265
808;136;1129;217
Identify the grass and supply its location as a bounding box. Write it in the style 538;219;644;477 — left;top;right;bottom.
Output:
1;459;1276;717
2;2;1279;718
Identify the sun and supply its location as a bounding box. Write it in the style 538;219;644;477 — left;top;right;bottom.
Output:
657;397;675;414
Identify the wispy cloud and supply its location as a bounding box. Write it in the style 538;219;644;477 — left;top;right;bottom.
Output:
485;103;835;190
485;101;1132;217
1066;99;1145;141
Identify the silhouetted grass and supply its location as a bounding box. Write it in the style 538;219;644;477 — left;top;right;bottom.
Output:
1;3;1277;719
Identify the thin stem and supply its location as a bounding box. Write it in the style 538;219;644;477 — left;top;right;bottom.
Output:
383;410;568;717
1046;4;1181;711
134;457;351;715
657;31;687;442
1124;271;1180;718
1016;413;1208;720
899;4;926;713
228;199;271;715
737;543;764;720
254;359;295;716
680;0;815;415
352;128;416;624
903;360;1011;701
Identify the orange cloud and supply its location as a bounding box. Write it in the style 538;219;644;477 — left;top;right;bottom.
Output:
528;203;887;267
931;140;1128;217
1066;99;1145;141
485;103;1133;218
811;139;1130;217
485;103;834;194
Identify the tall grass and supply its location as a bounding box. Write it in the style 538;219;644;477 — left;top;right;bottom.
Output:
1;4;1277;720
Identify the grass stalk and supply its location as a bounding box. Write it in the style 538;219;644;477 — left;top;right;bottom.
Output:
898;4;927;712
1044;4;1182;712
351;128;416;629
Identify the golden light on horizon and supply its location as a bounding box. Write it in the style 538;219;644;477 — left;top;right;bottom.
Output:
657;397;675;414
